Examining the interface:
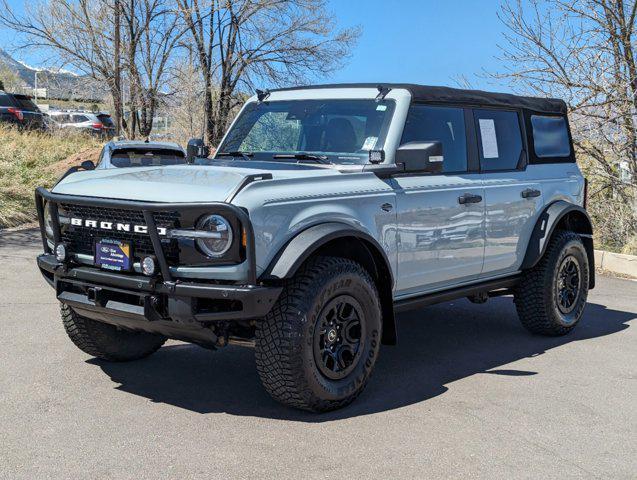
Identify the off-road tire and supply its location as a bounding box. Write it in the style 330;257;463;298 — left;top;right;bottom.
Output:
255;256;382;412
514;231;589;336
61;303;166;361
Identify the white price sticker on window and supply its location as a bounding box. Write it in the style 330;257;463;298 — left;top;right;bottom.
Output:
479;118;499;158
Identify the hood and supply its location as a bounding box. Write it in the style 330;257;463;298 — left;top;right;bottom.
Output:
52;162;341;203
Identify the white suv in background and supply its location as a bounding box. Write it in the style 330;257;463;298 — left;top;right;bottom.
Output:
48;110;115;138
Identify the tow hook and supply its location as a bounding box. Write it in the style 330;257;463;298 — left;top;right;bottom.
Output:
86;287;105;306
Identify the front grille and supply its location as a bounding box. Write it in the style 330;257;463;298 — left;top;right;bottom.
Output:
59;204;181;266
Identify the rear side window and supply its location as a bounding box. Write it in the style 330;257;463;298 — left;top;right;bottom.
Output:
400;105;467;173
73;115;89;123
531;115;571;158
53;114;71;123
474;109;523;171
0;93;14;107
13;95;39;111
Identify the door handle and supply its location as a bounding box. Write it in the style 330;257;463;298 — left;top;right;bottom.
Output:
458;193;483;205
521;188;541;198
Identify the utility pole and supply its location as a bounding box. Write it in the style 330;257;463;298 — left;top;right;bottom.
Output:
113;0;122;136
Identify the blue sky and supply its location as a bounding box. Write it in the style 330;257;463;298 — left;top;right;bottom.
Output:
1;0;513;92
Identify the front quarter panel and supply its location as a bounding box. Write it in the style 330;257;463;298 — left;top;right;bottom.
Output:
234;173;398;283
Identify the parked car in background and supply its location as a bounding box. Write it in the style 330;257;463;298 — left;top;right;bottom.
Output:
95;140;187;169
48;110;116;138
0;90;46;131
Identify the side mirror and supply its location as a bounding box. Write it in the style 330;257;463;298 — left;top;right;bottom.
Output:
395;141;444;174
187;138;211;163
80;160;95;171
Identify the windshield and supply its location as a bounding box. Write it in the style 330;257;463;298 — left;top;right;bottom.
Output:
218;99;396;164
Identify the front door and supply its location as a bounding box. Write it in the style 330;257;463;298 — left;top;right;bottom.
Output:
393;105;485;297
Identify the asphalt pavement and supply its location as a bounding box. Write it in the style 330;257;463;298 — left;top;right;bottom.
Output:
1;229;635;479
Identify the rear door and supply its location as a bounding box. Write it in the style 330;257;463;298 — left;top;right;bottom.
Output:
393;105;485;297
473;109;544;277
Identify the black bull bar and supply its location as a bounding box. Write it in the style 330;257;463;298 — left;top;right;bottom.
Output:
35;187;281;344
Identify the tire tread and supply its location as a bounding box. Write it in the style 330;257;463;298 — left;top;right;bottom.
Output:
255;256;380;412
514;230;587;336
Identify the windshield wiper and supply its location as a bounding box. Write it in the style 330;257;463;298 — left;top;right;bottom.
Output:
272;153;331;164
216;151;254;161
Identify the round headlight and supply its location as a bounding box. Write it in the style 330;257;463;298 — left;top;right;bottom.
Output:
196;214;233;257
43;202;54;240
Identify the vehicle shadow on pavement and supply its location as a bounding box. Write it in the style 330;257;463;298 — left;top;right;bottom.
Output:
89;297;634;422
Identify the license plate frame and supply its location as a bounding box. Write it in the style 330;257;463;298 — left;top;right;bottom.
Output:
95;239;132;272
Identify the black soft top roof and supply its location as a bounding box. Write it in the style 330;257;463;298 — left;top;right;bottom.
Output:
271;83;567;115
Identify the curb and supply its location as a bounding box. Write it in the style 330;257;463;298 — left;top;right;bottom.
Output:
594;249;637;278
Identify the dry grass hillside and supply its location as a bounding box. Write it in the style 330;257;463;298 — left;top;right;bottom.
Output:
0;126;102;228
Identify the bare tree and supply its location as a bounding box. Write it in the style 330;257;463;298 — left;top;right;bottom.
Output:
495;0;637;185
0;0;122;122
120;0;185;138
175;0;217;143
0;0;184;139
177;0;359;144
114;0;122;135
492;0;637;248
165;52;206;143
0;63;26;92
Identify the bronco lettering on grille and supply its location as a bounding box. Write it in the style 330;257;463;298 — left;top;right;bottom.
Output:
70;217;167;235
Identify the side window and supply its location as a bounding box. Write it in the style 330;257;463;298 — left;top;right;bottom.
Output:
0;93;14;107
474;109;523;171
73;115;89;123
530;115;571;158
400;105;467;173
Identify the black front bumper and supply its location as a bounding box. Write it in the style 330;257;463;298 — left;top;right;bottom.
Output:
38;254;282;345
35;187;281;346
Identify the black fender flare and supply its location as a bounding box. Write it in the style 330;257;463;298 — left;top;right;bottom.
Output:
262;222;397;345
521;201;595;288
263;222;394;285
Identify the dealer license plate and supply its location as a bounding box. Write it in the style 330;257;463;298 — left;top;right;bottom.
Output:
95;239;132;271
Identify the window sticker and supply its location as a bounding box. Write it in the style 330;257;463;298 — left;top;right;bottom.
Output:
429;155;444;163
362;136;378;150
479;118;499;158
376;104;387;111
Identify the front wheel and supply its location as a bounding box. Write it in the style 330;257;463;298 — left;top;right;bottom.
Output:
61;303;166;361
255;256;382;412
514;231;589;336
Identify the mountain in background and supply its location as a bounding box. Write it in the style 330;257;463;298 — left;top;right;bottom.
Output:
0;48;106;101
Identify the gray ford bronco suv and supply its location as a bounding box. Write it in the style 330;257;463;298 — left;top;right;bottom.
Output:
36;84;594;412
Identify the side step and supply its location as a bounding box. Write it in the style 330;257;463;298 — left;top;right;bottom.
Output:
394;276;520;313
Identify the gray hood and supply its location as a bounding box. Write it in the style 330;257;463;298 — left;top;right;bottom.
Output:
52;162;340;203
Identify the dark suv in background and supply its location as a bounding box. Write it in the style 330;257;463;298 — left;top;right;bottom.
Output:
0;90;46;131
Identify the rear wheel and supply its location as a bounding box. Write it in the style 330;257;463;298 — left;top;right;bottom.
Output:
61;303;166;361
255;256;382;412
514;231;589;336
